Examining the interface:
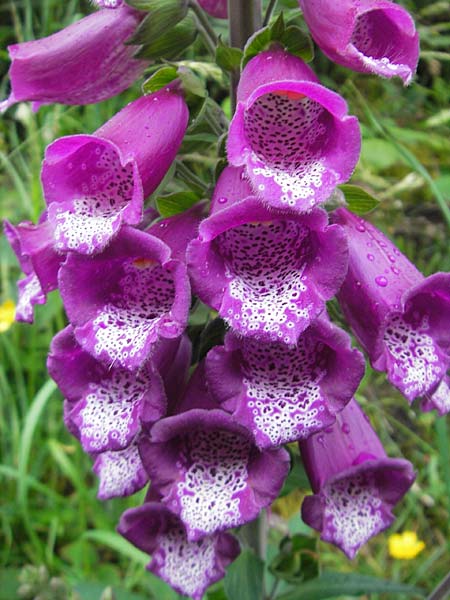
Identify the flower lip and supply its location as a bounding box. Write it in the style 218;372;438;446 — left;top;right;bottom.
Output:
228;78;361;212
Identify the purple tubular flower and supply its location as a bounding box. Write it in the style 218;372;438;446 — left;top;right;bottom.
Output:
198;0;228;19
205;318;365;449
334;208;450;414
58;227;190;370
0;5;148;112
41;90;189;255
47;326;171;453
93;437;149;499
140;409;290;541
4;217;62;323
187;167;348;343
118;502;240;600
227;49;361;213
299;0;419;85
300;398;415;559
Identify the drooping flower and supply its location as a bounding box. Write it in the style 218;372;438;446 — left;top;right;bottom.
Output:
140;408;290;541
205;316;365;449
227;49;361;213
4;216;62;323
1;5;148;113
41;90;189;255
58;227;191;370
388;531;425;560
334;207;450;415
300;398;415;559
198;0;228;19
187;166;348;343
118;501;240;600
299;0;419;85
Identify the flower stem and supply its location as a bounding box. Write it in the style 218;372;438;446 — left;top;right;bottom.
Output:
427;572;450;600
189;0;218;55
263;0;277;26
227;0;263;112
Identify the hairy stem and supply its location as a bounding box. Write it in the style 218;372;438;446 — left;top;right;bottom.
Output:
228;0;263;111
189;0;218;54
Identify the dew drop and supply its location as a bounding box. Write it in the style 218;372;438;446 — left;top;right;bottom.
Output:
317;435;325;446
341;423;351;434
388;254;396;263
375;276;388;287
355;280;362;287
218;197;228;204
356;223;366;232
367;253;374;262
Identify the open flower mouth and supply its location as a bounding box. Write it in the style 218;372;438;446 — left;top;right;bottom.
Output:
244;91;331;208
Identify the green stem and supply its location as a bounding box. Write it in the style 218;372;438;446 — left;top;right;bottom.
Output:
228;0;263;111
189;0;218;55
427;572;450;600
263;0;278;26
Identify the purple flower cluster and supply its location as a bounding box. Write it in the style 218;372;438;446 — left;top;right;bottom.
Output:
3;1;445;598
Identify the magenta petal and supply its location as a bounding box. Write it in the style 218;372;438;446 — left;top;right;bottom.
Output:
1;6;148;111
206;319;365;448
93;439;149;499
59;227;190;370
300;399;415;558
42;91;188;255
198;0;228;19
118;502;240;600
299;0;419;85
15;274;45;323
421;376;450;416
188;200;348;342
228;50;361;212
139;409;290;541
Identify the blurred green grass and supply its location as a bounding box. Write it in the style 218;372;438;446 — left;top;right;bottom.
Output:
0;1;449;599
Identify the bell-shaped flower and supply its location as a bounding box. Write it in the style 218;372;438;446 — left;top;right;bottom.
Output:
58;226;190;371
41;90;189;255
299;0;419;85
1;5;148;113
4;216;62;323
187;166;348;343
205;317;365;449
300;398;415;559
139;408;290;541
198;0;228;18
118;501;240;600
334;208;450;415
227;49;361;213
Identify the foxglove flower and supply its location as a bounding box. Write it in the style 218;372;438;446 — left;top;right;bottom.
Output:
187;166;348;343
299;0;419;85
300;398;415;559
58;227;190;371
140;408;290;540
4;216;62;323
42;90;189;254
118;501;240;600
205;317;365;449
1;5;147;112
227;49;360;213
334;208;450;415
198;0;228;19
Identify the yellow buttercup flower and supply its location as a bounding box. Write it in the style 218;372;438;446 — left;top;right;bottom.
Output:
388;531;425;560
0;299;16;333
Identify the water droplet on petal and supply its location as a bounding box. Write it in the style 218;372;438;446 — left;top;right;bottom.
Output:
356;224;366;232
367;253;374;261
375;276;388;287
317;435;325;446
341;423;351;434
218;197;227;204
391;266;400;275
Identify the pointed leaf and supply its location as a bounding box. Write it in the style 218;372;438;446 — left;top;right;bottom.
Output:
339;184;380;215
224;549;264;600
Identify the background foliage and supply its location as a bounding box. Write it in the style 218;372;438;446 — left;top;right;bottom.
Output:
0;0;449;598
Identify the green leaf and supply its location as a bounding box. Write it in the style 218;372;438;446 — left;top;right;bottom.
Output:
178;66;208;98
127;0;188;45
81;530;148;566
242;27;272;68
279;451;309;496
270;13;286;40
339;184;380;215
156;191;200;217
280;26;314;62
270;534;318;583
224;549;265;600
275;572;425;600
142;66;178;94
216;38;243;72
135;14;197;60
